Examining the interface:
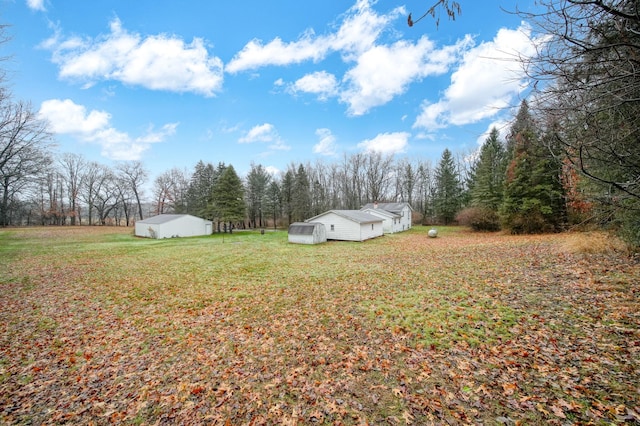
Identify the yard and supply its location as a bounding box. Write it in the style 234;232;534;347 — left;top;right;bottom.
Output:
1;226;638;424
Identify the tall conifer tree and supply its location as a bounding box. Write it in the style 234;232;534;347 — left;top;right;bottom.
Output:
500;101;565;233
434;149;462;225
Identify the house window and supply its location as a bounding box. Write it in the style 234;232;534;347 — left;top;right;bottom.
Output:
330;224;335;231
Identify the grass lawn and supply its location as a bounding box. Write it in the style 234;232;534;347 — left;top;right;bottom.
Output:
1;226;638;424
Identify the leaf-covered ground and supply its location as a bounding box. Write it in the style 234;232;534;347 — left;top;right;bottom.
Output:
1;226;638;425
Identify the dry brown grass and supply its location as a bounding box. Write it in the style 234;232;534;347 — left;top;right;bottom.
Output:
561;231;629;255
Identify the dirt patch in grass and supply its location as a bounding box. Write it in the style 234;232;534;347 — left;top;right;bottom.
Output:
1;226;639;424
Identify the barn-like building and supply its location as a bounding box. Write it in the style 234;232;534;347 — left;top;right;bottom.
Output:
135;214;212;239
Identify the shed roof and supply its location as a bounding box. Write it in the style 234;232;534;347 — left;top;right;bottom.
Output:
137;214;206;225
307;210;382;224
288;222;320;235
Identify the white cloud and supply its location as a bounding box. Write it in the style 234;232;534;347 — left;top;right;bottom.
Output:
265;166;281;176
226;31;330;74
226;0;396;74
239;123;291;151
38;98;177;160
225;0;472;116
38;98;110;134
239;123;277;143
414;23;541;131
476;120;510;147
43;18;223;96
313;128;338;156
290;71;338;100
26;0;45;11
341;36;472;116
357;132;409;154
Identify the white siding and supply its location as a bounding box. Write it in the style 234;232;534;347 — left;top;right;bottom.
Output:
311;212;382;241
359;221;383;240
399;206;412;231
361;208;399;234
135;215;212;239
324;213;361;241
134;222;157;238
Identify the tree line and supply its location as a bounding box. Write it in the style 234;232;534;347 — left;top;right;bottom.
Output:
1;0;639;248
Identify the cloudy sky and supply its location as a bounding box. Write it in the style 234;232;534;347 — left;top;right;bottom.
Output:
3;0;543;178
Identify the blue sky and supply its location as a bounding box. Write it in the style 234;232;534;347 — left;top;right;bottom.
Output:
3;0;543;179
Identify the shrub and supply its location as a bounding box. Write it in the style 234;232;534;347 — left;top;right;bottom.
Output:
456;207;501;231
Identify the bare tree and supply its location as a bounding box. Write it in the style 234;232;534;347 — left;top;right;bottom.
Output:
116;161;148;221
80;163;119;225
152;167;189;215
407;0;461;28
59;153;86;225
363;151;394;203
0;101;52;226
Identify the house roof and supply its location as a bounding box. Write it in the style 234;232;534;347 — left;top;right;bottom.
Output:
138;214;206;225
361;208;399;219
307;210;383;224
361;202;413;214
288;222;321;235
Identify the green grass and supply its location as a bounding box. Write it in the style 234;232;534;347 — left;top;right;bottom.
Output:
1;225;638;425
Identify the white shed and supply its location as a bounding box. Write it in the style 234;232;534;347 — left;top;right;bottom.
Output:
135;214;213;239
305;210;383;242
361;202;413;232
288;222;327;244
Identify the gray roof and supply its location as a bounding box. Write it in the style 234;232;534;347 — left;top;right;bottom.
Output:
138;214;198;225
361;202;413;214
307;210;382;224
288;222;320;235
361;207;399;218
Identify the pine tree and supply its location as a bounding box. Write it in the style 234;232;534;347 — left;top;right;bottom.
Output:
211;165;245;232
433;149;462;225
185;161;218;218
292;164;312;222
264;180;281;229
500;101;565;233
246;163;271;228
281;169;294;225
471;127;506;211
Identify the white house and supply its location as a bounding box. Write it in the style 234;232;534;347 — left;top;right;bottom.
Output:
135;214;213;239
360;207;401;234
361;202;413;232
305;210;383;242
288;222;327;244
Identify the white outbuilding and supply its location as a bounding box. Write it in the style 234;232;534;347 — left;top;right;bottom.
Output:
305;210;384;242
135;214;213;239
288;222;327;244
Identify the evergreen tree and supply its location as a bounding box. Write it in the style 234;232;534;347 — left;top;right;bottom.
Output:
433;149;462;225
281;169;295;225
471;127;506;211
246;163;271;228
185;161;218;218
292;164;312;222
210;165;245;232
500;101;565;233
264;180;281;229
